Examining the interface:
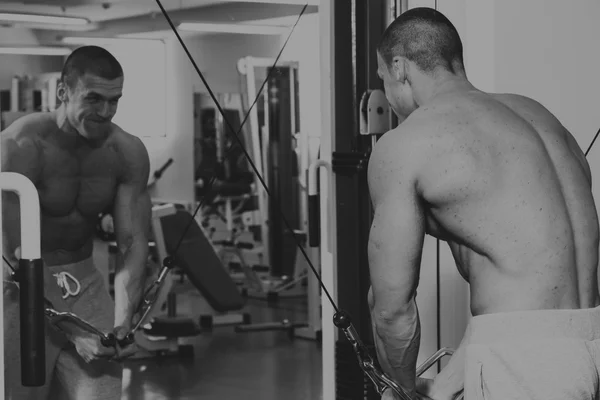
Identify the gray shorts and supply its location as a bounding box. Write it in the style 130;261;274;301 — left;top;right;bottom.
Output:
464;305;600;400
4;257;123;400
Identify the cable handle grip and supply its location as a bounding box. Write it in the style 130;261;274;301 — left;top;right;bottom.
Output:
43;257;175;352
18;258;46;387
117;333;136;347
100;333;117;347
102;332;134;348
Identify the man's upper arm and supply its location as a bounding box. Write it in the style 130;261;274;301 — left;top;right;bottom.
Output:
367;128;426;319
566;131;593;186
113;135;151;253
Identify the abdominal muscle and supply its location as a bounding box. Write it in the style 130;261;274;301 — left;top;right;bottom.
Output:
40;211;97;266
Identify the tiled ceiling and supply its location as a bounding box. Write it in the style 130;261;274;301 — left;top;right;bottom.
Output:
0;0;318;43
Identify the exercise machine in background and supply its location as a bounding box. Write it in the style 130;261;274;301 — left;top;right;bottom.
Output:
131;203;252;359
237;56;304;284
193;92;264;277
190;58;322;342
227;56;321;341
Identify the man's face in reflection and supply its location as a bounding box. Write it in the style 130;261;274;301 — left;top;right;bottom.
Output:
62;73;123;141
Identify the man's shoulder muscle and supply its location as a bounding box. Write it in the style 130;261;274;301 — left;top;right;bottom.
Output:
493;92;592;182
111;127;150;184
368;121;441;201
492;92;567;132
371;117;451;168
0;113;50;179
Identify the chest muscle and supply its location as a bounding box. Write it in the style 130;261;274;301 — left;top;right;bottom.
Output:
38;145;121;217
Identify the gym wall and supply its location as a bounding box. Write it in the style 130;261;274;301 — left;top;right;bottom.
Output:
279;13;322;168
143;39;195;207
187;33;283;94
101;40;168;141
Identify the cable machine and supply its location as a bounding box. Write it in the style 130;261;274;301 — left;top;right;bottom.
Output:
312;1;407;398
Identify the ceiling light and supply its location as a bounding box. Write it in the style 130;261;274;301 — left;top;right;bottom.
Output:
218;0;318;4
62;37;162;46
0;46;71;56
0;12;89;26
178;22;289;35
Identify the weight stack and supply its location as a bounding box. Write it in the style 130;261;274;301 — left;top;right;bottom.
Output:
335;340;379;399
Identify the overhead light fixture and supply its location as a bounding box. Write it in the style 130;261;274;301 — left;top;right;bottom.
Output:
62;37;162;46
0;46;72;56
0;12;89;26
178;22;289;35
218;0;318;4
119;30;198;40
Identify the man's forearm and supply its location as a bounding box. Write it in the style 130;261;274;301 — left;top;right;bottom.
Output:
372;299;421;393
113;242;147;328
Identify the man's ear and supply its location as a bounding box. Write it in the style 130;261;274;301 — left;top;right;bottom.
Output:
56;81;68;103
391;55;409;83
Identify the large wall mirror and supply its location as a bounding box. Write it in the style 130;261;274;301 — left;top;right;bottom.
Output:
0;1;322;400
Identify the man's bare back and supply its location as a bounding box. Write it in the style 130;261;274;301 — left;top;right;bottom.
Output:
406;89;600;316
2;111;136;266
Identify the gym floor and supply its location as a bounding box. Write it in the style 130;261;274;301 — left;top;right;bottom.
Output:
121;296;322;400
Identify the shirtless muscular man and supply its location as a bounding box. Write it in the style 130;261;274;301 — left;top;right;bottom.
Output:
367;8;600;400
2;46;151;399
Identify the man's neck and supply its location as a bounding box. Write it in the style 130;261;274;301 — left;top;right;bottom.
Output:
54;105;75;134
52;105;84;148
415;72;475;106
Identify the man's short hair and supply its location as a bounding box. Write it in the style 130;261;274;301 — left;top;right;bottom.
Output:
378;7;464;75
61;45;123;89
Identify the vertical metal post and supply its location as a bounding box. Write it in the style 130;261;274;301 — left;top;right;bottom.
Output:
0;146;4;398
239;57;270;267
331;0;390;398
